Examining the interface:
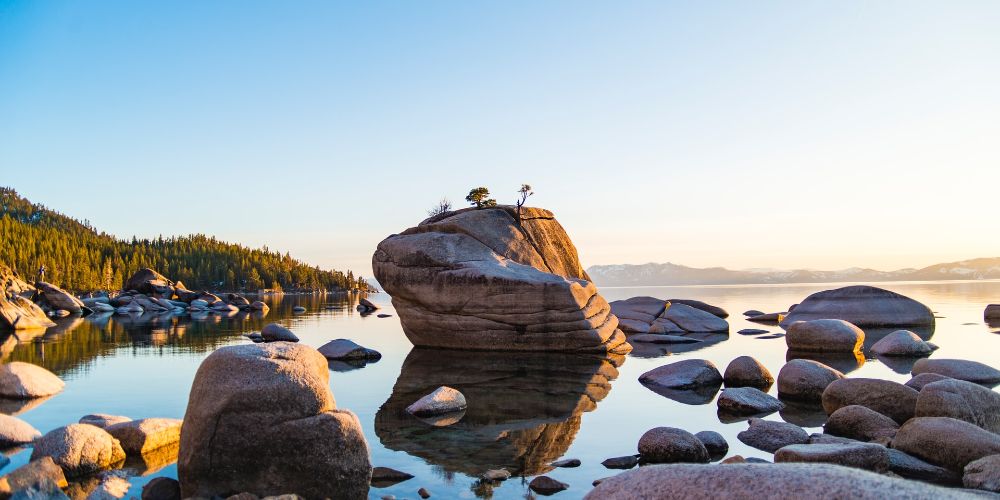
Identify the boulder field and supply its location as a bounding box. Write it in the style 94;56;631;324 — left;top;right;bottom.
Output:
372;206;630;353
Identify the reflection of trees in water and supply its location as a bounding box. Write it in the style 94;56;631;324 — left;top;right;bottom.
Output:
0;294;363;376
375;348;624;481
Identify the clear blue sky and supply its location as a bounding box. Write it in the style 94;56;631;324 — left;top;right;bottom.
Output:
2;1;998;278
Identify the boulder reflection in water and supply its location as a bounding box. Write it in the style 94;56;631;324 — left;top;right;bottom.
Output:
375;348;624;477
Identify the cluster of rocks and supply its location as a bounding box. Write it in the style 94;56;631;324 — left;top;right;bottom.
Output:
610;297;729;344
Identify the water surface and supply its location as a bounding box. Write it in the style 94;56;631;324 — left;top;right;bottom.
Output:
2;281;999;499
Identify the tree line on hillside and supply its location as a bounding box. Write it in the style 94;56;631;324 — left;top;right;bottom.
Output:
0;187;368;293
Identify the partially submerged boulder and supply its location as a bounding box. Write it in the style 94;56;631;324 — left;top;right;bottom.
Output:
260;323;299;343
30;424;126;477
723;356;773;389
717;387;784;415
0;362;65;399
318;339;381;361
105;418;182;455
177;342;371;499
780;285;934;327
870;330;936;357
610;297;728;334
911;358;1000;387
586;463;979;499
0;413;42;446
639;359;723;391
372;206;630;353
405;386;467;417
0;293;55;330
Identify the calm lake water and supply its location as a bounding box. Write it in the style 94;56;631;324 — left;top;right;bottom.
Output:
2;281;1000;499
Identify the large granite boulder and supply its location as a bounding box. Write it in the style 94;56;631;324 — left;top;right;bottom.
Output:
0;362;65;399
585;463;979;499
372;206;630;353
124;269;173;296
914;379;1000;433
30;424;126;477
178;342;371;499
34;282;86;314
0;294;55;330
780;285;934;328
610;297;728;334
892;417;1000;472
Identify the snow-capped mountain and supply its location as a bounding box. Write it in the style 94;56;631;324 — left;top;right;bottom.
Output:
586;257;1000;287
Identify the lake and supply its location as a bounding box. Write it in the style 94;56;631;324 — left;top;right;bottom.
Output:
2;280;1000;499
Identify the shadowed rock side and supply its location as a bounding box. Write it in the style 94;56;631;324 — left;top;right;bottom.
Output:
372;206;630;353
374;348;622;476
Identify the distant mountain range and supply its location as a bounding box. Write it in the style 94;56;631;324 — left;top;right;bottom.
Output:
586;257;1000;287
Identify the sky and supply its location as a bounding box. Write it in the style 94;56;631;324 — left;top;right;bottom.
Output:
1;1;998;279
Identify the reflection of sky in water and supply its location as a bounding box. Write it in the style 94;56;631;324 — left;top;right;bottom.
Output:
1;281;999;499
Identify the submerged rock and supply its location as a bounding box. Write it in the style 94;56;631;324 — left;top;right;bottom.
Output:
318;339;382;361
585;463;978;499
370;467;414;487
528;476;568;495
870;330;936;357
177;342;371;499
405;386;467;417
717;387;784;415
260;323;299;343
0;362;65;399
780;285;934;327
372;206;629;353
639;359;722;391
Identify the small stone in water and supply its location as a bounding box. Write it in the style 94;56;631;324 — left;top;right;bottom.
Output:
529;476;569;495
601;455;639;469
550;458;581;468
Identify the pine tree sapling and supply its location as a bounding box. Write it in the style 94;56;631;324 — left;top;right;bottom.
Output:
465;187;497;208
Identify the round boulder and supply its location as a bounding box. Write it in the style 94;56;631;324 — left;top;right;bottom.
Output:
723;356;773;389
0;362;65;399
911;358;1000;387
776;359;844;401
785;319;864;353
637;427;709;464
260;323;299;343
30;424;126;477
915;378;1000;433
871;330;936;357
892;417;1000;472
694;431;728;458
821;378;918;424
177;342;371;499
823;405;899;442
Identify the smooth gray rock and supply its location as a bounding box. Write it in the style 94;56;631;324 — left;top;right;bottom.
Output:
585;463;980;499
888;448;960;485
779;285;934;327
627;334;700;344
823;405;899;442
821;378;918;424
317;339;382;361
662;303;729;332
892;417;1000;472
723;356;774;389
774;443;890;473
260;323;299;342
915;379;1000;433
737;328;769;335
776;359;844;401
743;310;765;317
637;427;709;464
785;319;864;353
871;330;936;357
666;299;728;318
912;358;1000;387
638;359;723;391
528;476;568;495
601;455;639;469
986;305;1000;321
717;387;784;415
737;418;809;453
964;454;1000;492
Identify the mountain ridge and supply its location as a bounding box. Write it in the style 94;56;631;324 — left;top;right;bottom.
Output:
587;257;1000;287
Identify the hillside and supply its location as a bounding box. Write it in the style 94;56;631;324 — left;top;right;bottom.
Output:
0;187;367;292
587;258;1000;287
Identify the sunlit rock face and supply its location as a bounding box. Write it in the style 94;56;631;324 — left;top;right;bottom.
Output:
374;349;623;477
372;206;630;353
